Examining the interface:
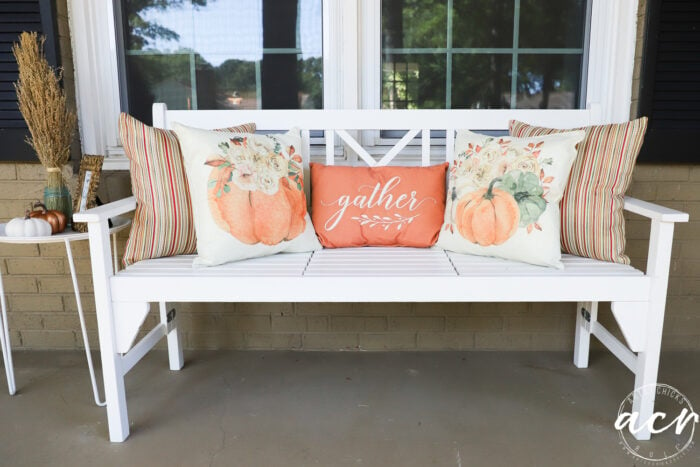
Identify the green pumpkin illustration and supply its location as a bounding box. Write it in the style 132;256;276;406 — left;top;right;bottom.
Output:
499;170;547;227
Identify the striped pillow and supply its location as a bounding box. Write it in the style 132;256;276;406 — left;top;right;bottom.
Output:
509;118;648;264
119;113;255;266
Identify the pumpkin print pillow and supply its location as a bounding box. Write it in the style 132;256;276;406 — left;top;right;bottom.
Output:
172;123;321;267
310;162;448;248
436;129;585;268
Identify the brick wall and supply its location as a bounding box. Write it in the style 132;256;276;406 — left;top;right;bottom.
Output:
2;163;698;352
1;0;698;352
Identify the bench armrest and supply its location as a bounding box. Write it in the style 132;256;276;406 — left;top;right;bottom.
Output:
623;197;689;223
73;196;137;223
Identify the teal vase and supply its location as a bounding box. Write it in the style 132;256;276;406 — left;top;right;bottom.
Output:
44;185;73;228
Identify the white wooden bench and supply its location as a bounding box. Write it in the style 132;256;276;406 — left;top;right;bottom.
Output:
74;104;689;442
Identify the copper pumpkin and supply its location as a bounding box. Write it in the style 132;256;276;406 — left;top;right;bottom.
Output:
28;201;67;234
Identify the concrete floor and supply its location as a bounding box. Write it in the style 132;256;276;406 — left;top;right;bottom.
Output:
0;351;699;467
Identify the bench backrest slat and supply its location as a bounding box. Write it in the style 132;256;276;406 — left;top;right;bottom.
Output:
154;104;601;169
159;107;599;131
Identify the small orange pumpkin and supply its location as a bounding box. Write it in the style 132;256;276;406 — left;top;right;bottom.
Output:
455;178;519;246
28;201;67;234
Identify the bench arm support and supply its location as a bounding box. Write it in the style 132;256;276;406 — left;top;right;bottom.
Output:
622;195;688;279
72;196;137;223
623;196;689;223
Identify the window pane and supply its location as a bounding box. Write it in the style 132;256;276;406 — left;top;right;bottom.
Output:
382;54;446;109
519;0;587;48
382;0;448;49
121;0;322;124
516;54;582;109
452;0;514;48
452;55;512;109
212;56;258;109
381;0;588;110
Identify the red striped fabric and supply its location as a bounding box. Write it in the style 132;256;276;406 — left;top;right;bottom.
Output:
509;118;648;264
119;113;255;266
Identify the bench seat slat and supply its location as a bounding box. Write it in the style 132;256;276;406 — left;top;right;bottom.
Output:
111;249;648;302
110;275;650;302
121;269;308;276
125;253;310;266
448;253;643;277
303;272;456;277
303;248;455;276
122;253;311;276
118;250;643;278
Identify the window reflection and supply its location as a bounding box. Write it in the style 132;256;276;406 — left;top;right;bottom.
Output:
382;54;446;109
121;0;323;123
451;55;512;109
516;54;582;109
381;0;587;110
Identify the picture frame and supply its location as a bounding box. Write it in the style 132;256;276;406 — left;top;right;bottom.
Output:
72;155;104;232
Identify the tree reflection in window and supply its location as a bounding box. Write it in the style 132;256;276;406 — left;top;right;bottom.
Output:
381;0;588;110
121;0;323;124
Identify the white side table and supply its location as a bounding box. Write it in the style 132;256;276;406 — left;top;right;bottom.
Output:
0;217;130;406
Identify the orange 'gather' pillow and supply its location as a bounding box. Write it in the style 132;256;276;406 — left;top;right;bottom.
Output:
310;163;448;248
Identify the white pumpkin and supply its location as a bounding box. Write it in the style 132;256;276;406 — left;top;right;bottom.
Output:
5;215;52;237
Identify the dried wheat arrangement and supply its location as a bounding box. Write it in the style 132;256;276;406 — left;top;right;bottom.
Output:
12;31;76;190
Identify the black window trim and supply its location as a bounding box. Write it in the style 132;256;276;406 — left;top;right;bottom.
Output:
0;0;61;163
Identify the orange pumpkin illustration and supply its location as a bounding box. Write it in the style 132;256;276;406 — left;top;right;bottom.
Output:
206;155;306;245
454;178;519;246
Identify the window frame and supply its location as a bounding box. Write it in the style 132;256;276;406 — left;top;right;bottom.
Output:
67;0;640;170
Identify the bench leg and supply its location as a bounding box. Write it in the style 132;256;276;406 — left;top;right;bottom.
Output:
630;220;675;441
631;301;665;441
100;341;129;442
94;300;129;442
573;301;597;368
85;221;130;442
159;302;184;371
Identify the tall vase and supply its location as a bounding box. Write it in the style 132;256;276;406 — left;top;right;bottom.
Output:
44;168;73;227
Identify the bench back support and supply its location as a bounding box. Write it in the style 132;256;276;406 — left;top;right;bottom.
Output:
153;103;603;168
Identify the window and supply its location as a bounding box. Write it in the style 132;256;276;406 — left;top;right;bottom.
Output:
69;0;639;167
380;0;589;110
119;0;323;124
